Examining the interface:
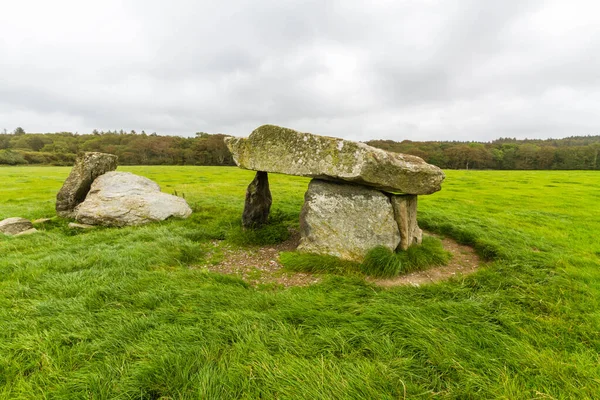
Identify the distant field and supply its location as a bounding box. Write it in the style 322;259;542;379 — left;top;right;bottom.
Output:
1;166;599;399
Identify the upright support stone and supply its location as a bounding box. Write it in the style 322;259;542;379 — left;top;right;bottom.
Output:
298;179;400;261
242;171;272;229
56;152;118;218
390;194;423;251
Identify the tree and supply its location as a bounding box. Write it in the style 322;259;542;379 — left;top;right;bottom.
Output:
14;127;25;135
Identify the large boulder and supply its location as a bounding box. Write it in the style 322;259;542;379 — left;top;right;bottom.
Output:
56;152;118;218
298;179;400;261
226;125;444;195
74;172;192;227
0;217;35;235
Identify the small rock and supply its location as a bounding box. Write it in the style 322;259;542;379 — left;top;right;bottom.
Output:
32;218;54;224
15;228;38;236
0;217;34;235
68;222;95;229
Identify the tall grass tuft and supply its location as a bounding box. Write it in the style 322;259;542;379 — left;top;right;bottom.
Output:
281;236;451;279
361;236;451;278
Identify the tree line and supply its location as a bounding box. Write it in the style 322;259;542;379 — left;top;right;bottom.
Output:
367;136;600;170
0;128;235;166
1;127;599;170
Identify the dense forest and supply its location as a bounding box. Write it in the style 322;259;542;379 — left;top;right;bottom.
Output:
1;127;599;170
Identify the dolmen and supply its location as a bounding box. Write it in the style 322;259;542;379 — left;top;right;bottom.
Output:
56;152;192;226
226;125;445;261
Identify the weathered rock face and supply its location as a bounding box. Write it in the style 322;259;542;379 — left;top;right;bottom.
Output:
226;125;444;195
242;171;272;228
56;152;118;218
0;217;35;235
391;195;423;251
74;172;192;227
298;180;400;261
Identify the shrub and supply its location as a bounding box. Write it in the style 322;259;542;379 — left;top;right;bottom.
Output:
0;149;27;165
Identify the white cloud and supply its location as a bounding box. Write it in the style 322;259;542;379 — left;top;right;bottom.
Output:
1;0;599;140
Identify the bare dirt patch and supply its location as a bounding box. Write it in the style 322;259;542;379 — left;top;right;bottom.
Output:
201;232;321;288
202;231;482;288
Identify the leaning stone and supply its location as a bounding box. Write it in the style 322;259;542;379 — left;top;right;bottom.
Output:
0;217;34;235
298;179;400;261
74;171;192;227
68;222;95;229
390;195;423;251
15;228;38;236
56;152;118;218
242;171;272;229
226;124;444;194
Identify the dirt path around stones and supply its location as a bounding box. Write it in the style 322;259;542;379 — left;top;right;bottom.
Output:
201;231;483;288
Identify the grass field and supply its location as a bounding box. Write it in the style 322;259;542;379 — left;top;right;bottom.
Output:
1;166;599;399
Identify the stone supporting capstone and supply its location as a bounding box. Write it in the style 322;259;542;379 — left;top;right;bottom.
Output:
390;194;423;251
242;171;272;229
298;179;400;261
56;152;118;218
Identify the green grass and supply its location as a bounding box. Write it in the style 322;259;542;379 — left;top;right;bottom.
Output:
281;236;451;278
1;166;599;399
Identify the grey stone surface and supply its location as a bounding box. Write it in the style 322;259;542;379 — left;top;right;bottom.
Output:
56;152;118;218
15;228;38;236
74;171;192;227
226;124;444;194
298;179;400;261
32;218;54;224
68;222;95;229
391;195;423;251
242;171;272;228
0;217;34;235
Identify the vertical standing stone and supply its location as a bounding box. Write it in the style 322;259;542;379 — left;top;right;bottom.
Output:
390;194;423;251
242;171;272;228
56;152;118;218
298;180;400;261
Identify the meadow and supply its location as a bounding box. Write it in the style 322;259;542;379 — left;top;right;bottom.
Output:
0;166;599;399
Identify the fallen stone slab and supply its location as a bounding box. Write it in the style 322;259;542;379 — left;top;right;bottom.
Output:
32;218;55;225
226;125;445;194
56;152;118;218
74;171;192;227
298;179;400;261
68;222;95;229
0;217;34;235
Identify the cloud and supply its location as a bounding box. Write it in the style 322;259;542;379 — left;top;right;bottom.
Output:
1;0;599;141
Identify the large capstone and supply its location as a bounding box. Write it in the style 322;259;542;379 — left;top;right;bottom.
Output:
226;125;444;194
56;152;118;218
242;171;272;228
390;194;423;251
298;179;400;261
0;217;35;236
74;171;192;227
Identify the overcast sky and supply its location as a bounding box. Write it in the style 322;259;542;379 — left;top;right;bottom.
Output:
1;0;599;142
